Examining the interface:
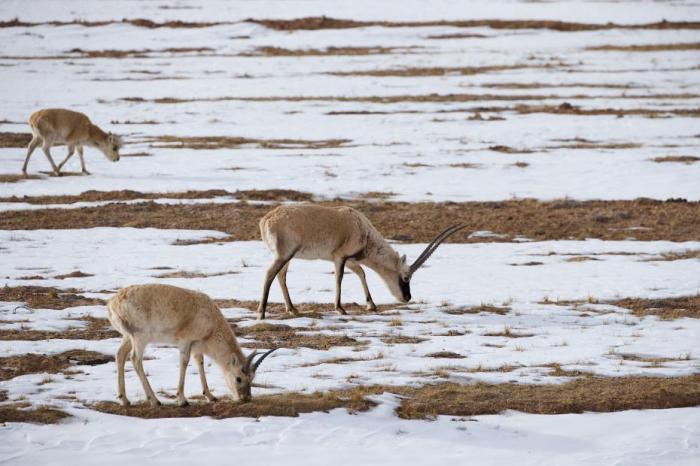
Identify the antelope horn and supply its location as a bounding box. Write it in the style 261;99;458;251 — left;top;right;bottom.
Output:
243;350;258;374
408;224;467;277
252;347;278;372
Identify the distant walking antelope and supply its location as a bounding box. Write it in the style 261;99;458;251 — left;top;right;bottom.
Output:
256;204;466;319
108;284;276;406
22;108;121;176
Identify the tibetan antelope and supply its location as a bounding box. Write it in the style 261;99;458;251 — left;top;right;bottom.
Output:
22;108;122;176
256;204;466;319
107;284;276;406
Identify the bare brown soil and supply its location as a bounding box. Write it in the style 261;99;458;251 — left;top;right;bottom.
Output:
426;351;465;358
652;156;700;164
0;316;119;341
587;42;700;52
612;295;700;320
0;350;113;381
395;375;700;418
0;405;70;424
0;132;31;148
143;135;351;150
93;390;375;419
0;285;105;309
0;189;312;204
2;199;697;243
54;271;93;280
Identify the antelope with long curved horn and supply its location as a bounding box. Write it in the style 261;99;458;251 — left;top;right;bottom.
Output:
108;284;277;406
256;204;466;319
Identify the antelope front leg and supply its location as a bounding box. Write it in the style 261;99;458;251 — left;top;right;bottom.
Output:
257;255;293;320
41;143;61;176
21;137;40;175
77;145;90;175
130;340;160;407
176;342;192;407
347;260;377;311
116;337;132;407
57;145;75;173
194;353;217;402
277;261;298;316
333;256;348;315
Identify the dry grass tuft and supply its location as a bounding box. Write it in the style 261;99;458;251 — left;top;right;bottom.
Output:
53;270;93;280
0;285;105;309
244;46;401;56
489;145;534;154
0;405;70;424
0;132;32;148
483;327;534;338
443;304;510;315
0;350;113;381
587;43;700;52
0;174;43;183
426;351;465;359
645;250;700;262
611;295;700;320
92;391;375;419
652;156;700;164
380;335;428;345
330;65;524;77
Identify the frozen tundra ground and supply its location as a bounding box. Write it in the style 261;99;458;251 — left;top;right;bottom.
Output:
1;0;700;465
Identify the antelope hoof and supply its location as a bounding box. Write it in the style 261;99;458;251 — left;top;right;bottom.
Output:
149;398;162;407
82;170;91;175
177;399;189;407
205;393;218;403
287;307;299;316
119;397;131;407
256;313;265;321
335;306;347;315
21;170;28;177
367;303;377;312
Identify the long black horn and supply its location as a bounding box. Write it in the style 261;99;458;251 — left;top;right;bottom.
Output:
408;224;467;277
243;350;258;374
252;348;278;372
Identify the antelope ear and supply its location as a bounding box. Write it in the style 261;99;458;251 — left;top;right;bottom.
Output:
231;354;239;366
401;254;407;264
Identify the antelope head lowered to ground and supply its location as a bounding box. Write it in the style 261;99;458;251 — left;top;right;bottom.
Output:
256;204;466;319
22;108;122;176
108;284;276;406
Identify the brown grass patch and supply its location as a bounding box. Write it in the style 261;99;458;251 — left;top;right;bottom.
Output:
0;350;113;381
483;327;534;338
233;323;366;350
330;65;525;77
0;405;70;424
0;174;43;183
566;256;601;262
0;189;311;205
143;135;351;150
548;141;641;150
248;17;700;32
66;47;215;58
395;375;700;418
0;316;119;341
442;305;510;315
489;145;534;154
652;156;700;164
426;351;465;359
380;335;428;345
216;299;396;318
645;250;700;262
244;46;403;56
0;285;105;309
587;43;700;52
0;132;31;148
92;390;374;419
54;270;93;280
2;199;699;243
611;295;700;320
512;161;529;168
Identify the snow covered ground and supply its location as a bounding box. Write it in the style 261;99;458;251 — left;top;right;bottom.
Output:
1;1;699;465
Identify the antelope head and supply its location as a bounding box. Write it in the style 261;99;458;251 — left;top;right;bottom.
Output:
390;224;467;303
102;132;122;162
229;348;277;402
